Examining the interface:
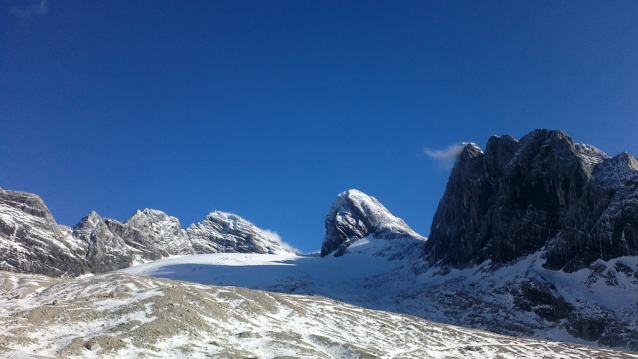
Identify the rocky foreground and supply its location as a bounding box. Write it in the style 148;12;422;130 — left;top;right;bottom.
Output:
1;271;636;359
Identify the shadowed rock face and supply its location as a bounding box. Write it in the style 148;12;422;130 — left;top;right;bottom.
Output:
425;129;638;272
321;189;426;257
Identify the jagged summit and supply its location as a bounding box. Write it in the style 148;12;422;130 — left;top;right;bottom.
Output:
321;189;426;258
425;129;638;272
0;189;295;276
187;210;293;255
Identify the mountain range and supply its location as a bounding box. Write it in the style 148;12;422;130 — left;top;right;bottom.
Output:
0;189;294;276
1;129;638;357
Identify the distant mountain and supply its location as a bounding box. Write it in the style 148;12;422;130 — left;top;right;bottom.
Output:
3;128;638;352
0;188;295;276
124;131;638;351
321;189;426;259
187;211;291;255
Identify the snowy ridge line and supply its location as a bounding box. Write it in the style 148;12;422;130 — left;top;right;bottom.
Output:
0;187;298;276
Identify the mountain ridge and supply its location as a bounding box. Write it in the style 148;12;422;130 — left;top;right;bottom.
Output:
0;189;296;276
2;128;638;351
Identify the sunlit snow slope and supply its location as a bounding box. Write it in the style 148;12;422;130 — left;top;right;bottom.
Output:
2;271;636;359
123;236;638;352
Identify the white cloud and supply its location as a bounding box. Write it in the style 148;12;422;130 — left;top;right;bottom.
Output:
424;143;464;168
261;229;300;254
12;0;48;18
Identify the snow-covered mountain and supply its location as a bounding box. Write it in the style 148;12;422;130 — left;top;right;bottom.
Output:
321;189;426;259
122;130;638;352
187;211;293;255
423;129;638;273
2;128;638;354
415;129;638;349
0;190;295;275
2;270;635;358
0;188;87;276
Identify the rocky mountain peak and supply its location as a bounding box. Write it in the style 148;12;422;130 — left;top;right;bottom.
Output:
321;189;426;257
187;211;292;255
0;188;56;224
425;129;638;272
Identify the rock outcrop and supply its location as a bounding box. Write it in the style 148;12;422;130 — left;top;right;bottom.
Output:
321;189;426;258
0;188;88;276
425;129;638;272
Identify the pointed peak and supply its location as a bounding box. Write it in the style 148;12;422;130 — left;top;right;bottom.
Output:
322;189;425;257
458;142;484;158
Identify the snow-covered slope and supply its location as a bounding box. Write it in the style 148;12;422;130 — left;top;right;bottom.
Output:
123;238;638;351
1;270;635;359
124;185;638;351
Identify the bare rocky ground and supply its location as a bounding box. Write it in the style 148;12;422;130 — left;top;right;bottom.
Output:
0;271;636;359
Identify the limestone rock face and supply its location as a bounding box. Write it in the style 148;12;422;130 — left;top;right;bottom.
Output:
72;211;137;274
321;189;426;258
0;188;87;276
425;129;638;272
124;209;193;256
187;211;288;254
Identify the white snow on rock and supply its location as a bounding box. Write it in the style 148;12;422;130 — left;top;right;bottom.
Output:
321;189;426;258
1;270;635;359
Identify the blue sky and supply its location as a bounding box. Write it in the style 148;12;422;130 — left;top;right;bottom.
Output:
2;1;637;252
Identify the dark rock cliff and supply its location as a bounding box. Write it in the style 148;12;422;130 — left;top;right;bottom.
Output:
425;129;638;272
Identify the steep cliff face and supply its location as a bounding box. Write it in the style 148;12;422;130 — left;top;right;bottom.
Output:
425;129;638;272
0;188;87;276
321;189;426;258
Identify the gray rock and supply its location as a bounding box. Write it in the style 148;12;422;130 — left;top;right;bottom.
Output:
1;189;293;276
187;211;289;254
420;129;638;348
0;188;88;277
425;129;638;272
125;209;193;256
72;211;138;274
321;189;426;258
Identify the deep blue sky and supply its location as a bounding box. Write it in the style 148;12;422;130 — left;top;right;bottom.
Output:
2;1;637;252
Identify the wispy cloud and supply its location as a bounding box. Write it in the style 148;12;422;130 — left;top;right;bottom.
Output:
12;0;48;18
424;143;464;168
262;229;300;254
